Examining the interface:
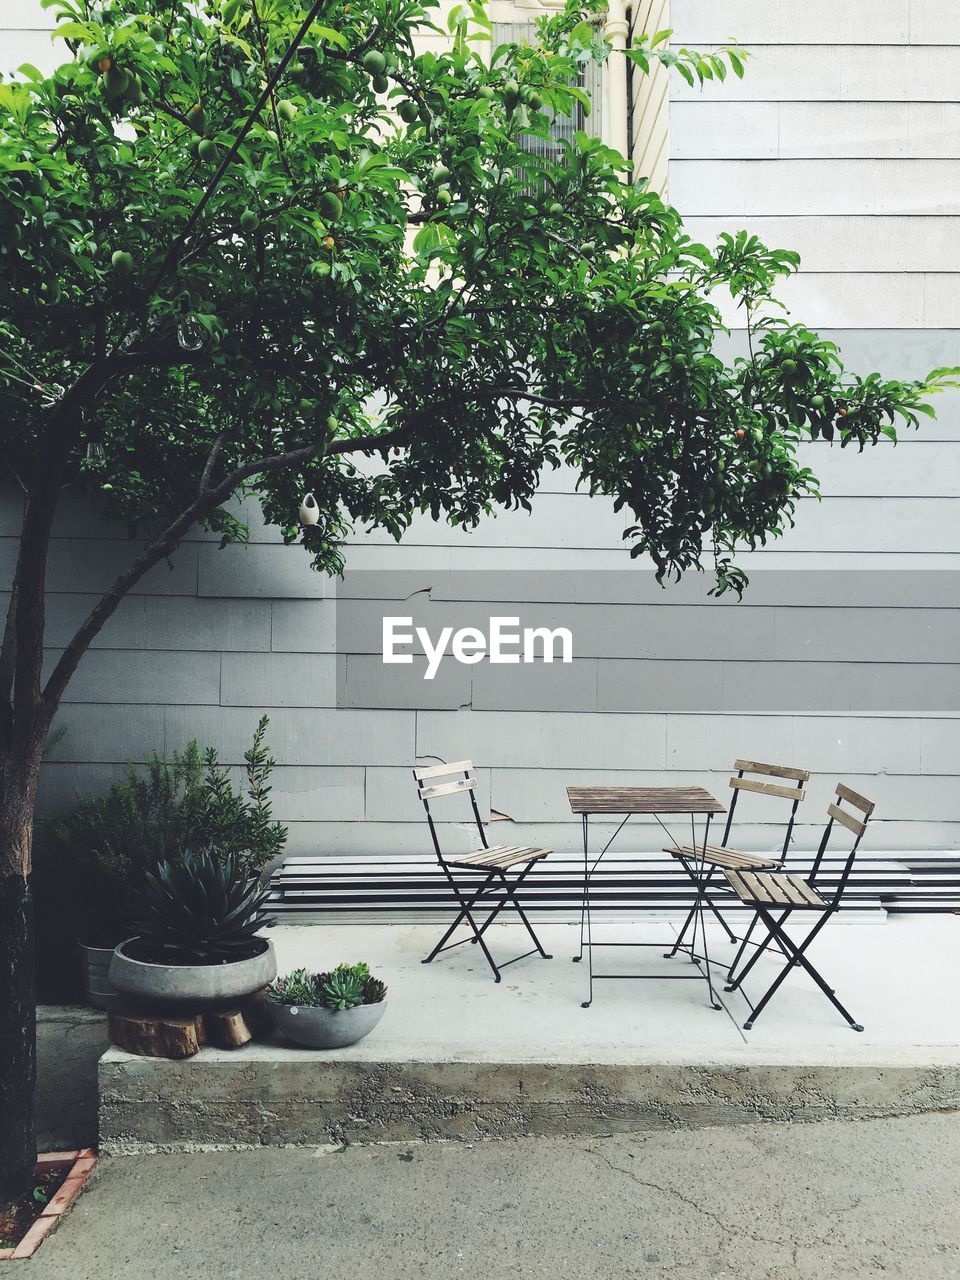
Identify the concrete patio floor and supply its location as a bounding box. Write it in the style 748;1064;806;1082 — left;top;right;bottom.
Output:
97;913;960;1149
264;912;960;1060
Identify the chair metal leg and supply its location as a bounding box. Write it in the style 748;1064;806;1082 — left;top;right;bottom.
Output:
422;868;503;981
496;868;552;958
741;907;863;1032
725;909;790;991
726;907;761;981
423;860;551;983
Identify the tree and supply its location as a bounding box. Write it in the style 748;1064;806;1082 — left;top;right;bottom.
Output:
0;0;954;1195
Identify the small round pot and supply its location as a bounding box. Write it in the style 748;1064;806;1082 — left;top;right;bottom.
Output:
109;937;277;1009
267;999;386;1049
79;940;118;1011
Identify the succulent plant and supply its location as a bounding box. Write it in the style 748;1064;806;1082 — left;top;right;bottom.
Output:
318;966;366;1010
267;962;387;1010
267;968;317;1006
362;975;387;1005
133;848;275;962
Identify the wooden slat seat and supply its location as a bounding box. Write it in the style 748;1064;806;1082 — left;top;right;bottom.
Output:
445;846;551;872
664;843;782;871
725;869;828;910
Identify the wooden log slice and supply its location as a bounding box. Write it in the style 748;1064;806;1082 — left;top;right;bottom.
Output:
107;1003;202;1059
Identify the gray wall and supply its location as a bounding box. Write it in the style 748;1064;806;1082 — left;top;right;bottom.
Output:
3;2;959;855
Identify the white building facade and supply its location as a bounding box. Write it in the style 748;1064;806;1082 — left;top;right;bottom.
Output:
2;1;959;855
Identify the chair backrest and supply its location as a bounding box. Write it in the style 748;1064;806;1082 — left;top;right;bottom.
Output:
809;783;875;905
722;759;810;860
413;760;486;863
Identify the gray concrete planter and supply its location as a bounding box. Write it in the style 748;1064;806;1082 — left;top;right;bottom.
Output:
109;937;276;1008
79;941;119;1010
267;999;386;1049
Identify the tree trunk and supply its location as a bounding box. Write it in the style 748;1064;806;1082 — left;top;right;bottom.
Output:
0;755;40;1204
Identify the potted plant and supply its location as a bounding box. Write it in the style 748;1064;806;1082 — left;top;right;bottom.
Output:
266;963;388;1048
109;849;277;1007
40;718;286;1008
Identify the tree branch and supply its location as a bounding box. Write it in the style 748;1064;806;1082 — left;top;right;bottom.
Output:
39;380;588;718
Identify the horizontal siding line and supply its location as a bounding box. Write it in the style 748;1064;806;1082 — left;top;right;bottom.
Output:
53;701;960;721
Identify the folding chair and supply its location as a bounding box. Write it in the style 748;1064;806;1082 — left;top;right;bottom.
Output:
723;783;875;1031
414;761;553;983
664;759;809;956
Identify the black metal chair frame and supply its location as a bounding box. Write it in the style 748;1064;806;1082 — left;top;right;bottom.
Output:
668;760;808;958
724;783;875;1031
414;761;552;983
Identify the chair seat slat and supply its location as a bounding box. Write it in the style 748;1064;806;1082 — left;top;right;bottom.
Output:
665;845;781;871
724;869;827;909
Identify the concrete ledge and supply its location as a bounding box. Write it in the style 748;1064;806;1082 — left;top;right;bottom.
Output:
98;1044;960;1152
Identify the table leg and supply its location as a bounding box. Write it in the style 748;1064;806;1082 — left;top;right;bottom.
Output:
574;812;588;964
692;812;723;1011
581;814;595;1007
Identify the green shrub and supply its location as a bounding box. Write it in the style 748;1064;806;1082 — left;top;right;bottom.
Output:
44;716;287;937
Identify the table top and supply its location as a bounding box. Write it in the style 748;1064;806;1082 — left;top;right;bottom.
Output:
566;786;726;816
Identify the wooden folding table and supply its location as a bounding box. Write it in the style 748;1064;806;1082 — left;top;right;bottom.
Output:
566;786;727;1009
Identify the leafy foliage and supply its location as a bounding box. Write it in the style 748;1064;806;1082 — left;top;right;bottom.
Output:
133;846;275;961
268;961;387;1008
0;0;954;601
44;716;287;931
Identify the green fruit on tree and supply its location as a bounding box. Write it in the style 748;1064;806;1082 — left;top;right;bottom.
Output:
111;249;134;275
527;91;543;110
811;393;825;409
198;138;219;163
277;99;297;122
240;208;259;232
430;163;450;184
502;79;519;110
126;74;144;106
548;201;563;216
580;240;595;254
188;103;207;134
104;66;129;97
371;74;389;94
362;50;387;77
478;85;495;100
649;320;665;335
289;60;306;83
326;414;339;433
148;21;165;41
716;457;726;473
781;358;797;374
435;187;452;207
398;100;419;123
318;191;343;222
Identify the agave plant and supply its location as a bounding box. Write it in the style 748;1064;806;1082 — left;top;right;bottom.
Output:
133;848;275;962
